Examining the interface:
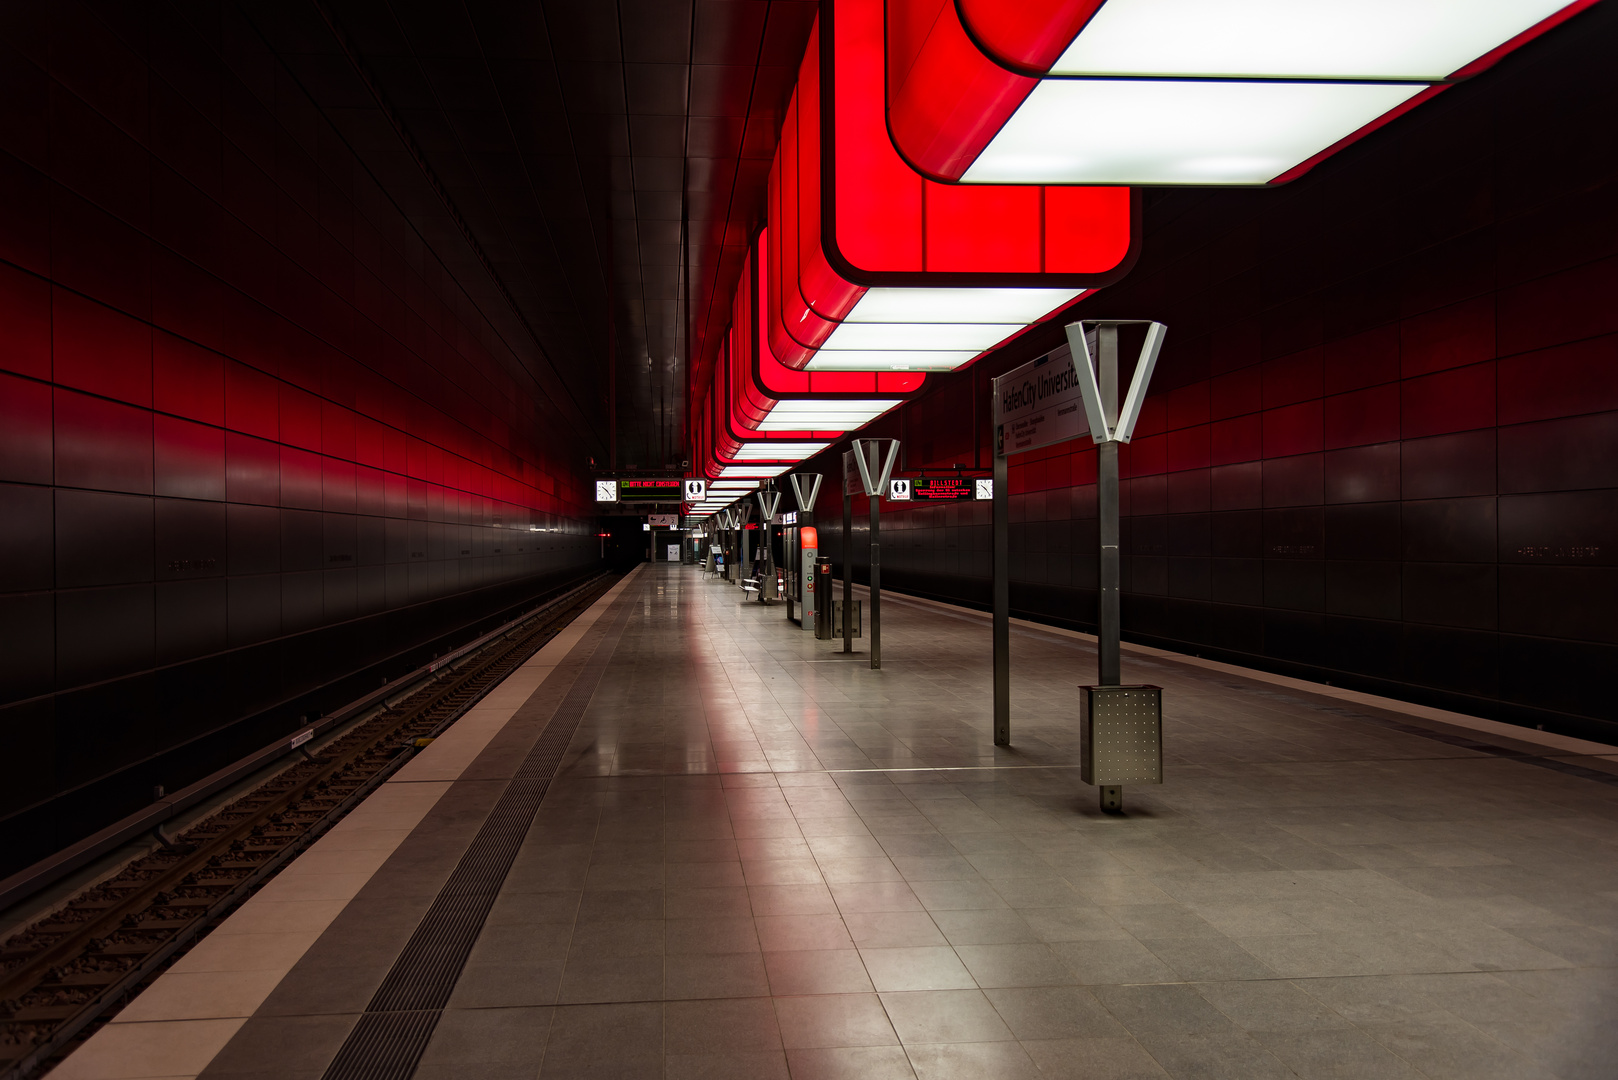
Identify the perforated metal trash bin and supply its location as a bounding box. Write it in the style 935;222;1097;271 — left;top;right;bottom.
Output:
1080;685;1163;786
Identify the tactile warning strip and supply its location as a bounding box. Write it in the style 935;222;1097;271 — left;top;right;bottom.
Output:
320;592;638;1080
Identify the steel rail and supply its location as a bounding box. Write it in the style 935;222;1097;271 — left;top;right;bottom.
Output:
0;574;617;1080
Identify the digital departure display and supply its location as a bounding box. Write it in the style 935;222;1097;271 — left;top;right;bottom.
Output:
617;478;683;500
911;477;977;501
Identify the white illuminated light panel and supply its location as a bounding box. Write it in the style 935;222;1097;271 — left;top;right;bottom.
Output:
730;441;831;460
754;400;898;430
970;81;1421;185
807;288;1084;371
961;0;1577;186
1051;0;1570;79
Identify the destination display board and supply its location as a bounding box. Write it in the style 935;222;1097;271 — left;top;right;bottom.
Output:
618;478;683;501
911;477;978;501
888;476;987;502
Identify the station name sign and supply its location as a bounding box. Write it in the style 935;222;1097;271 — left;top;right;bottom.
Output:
993;344;1089;456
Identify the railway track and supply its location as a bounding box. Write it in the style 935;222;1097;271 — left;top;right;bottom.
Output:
0;573;618;1079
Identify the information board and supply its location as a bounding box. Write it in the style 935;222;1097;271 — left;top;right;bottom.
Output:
993;343;1089;456
910;477;975;501
883;476;986;501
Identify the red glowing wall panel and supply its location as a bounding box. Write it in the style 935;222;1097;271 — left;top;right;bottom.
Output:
1262;351;1324;410
1497;337;1618;426
1166;426;1211;472
1323;385;1401;450
0;373;53;484
154;416;226;501
1401;363;1497;438
1210;415;1262;466
1323;325;1402;394
52;290;152;407
1263;401;1325;458
153;333;225;425
0;263;49;379
1400;298;1497;377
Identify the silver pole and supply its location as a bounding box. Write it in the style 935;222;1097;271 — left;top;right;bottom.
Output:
869;443;882;670
1097;324;1122;687
993;432;1009;743
843;487;853;653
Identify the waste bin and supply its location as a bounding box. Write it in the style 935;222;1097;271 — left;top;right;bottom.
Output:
1080;685;1163;811
813;560;835;639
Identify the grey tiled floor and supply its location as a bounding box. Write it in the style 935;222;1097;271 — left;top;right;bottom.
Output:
282;565;1618;1078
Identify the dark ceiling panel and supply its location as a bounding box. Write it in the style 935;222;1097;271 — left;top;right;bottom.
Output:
621;0;696;63
238;0;812;469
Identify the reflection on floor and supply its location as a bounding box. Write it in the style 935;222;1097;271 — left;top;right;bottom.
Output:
85;563;1618;1079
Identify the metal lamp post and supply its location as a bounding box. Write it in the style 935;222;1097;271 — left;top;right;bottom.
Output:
846;439;899;669
755;484;782;601
1067;320;1168;813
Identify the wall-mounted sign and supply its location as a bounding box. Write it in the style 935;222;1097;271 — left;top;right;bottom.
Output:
781;511;799;525
889;478;912;501
595;479;619;502
648;513;679;527
684;478;707;501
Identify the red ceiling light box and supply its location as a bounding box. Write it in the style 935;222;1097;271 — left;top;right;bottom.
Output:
731;234;920;441
766;0;1137;373
698;235;919;486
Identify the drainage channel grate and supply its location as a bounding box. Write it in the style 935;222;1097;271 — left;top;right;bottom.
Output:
321;592;636;1080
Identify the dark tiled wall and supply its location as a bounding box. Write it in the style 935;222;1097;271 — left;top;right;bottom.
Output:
0;5;597;862
814;5;1618;739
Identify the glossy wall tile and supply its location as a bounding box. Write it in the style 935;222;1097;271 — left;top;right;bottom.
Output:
0;5;599;872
